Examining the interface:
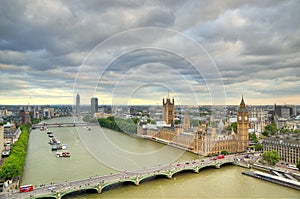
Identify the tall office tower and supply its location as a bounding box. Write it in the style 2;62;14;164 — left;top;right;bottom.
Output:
91;97;98;117
76;94;80;114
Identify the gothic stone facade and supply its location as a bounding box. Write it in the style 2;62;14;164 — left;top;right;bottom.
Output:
138;97;249;156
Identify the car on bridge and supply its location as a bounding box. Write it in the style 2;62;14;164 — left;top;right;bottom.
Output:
48;186;56;191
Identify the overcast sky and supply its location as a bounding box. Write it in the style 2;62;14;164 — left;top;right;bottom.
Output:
0;0;299;106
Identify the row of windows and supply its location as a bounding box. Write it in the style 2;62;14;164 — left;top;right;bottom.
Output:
263;140;300;148
264;146;300;152
263;146;300;164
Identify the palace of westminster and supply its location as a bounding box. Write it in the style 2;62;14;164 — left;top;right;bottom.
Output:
138;96;249;156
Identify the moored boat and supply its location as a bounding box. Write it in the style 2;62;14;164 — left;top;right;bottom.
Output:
55;151;71;158
51;144;58;151
1;150;10;158
49;137;57;145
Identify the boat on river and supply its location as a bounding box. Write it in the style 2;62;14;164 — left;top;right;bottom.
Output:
56;144;67;150
55;151;71;158
49;137;57;145
1;150;10;158
51;144;58;151
84;126;91;130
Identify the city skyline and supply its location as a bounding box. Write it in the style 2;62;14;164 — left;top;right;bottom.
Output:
1;1;300;106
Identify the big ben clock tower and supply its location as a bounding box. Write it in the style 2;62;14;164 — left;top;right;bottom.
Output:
237;96;249;152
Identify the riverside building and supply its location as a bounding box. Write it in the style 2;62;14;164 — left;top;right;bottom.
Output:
138;96;250;156
262;135;300;164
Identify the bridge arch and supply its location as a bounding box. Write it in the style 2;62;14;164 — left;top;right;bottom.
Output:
101;180;137;192
36;196;57;199
60;188;98;199
138;173;170;184
198;164;218;171
171;168;198;178
219;161;234;167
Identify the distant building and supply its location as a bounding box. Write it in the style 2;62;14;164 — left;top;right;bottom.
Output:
43;108;54;118
249;108;266;137
0;109;12;117
182;110;190;130
274;104;295;119
91;97;98;117
76;93;80;114
0;126;4;161
262;135;300;164
3;122;21;145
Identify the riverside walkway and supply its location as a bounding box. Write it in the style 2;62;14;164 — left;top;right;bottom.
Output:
1;156;238;199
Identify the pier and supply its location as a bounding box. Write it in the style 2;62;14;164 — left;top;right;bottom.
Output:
242;170;300;191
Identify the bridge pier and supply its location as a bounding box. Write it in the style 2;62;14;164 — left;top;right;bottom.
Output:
215;163;220;169
168;171;172;179
57;191;61;199
135;176;139;186
97;184;102;193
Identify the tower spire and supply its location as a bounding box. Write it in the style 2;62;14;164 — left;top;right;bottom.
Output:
240;95;245;108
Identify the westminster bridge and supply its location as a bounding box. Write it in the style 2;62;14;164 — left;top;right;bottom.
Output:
1;156;243;199
32;123;99;128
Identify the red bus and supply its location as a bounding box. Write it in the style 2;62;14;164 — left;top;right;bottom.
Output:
218;154;225;159
19;184;34;193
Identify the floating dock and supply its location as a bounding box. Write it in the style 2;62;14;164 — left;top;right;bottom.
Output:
242;170;300;191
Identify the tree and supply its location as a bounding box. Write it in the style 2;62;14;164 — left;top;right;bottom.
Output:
262;122;277;136
0;123;30;179
255;143;263;151
262;150;280;166
249;133;258;143
294;129;300;134
31;118;41;124
280;127;287;134
98;117;137;134
221;150;229;155
297;159;300;170
174;120;180;125
227;122;237;133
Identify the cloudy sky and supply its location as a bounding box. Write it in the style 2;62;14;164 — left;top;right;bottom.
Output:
0;0;299;106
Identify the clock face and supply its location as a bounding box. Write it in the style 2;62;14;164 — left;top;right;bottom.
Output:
238;116;242;121
245;116;248;121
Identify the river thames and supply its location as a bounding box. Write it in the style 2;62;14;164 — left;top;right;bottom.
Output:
22;117;299;198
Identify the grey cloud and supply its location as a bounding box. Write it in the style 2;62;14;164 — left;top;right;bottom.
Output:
1;0;300;104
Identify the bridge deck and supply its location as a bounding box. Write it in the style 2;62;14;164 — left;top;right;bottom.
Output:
33;123;99;128
1;156;237;199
